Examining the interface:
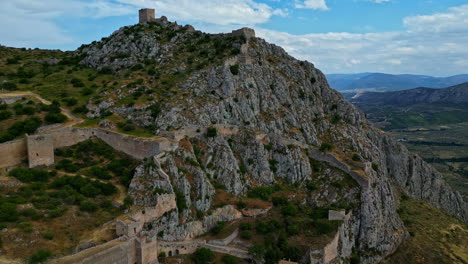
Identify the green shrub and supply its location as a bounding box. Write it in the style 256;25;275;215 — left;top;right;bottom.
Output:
117;121;135;131
230;65;240;75
0;110;13;120
240;222;252;230
2;82;17;90
55;159;80;173
211;221;225;235
45;113;67;124
372;163;379;171
281;204;298;216
256;219;282;234
79;201;98;212
269;159;279;173
86;166;111;180
174;189;187;211
221;255;237;264
314;219;338;235
71;78;85;87
237;200;247;209
287;225;299;235
331;113;341;124
248;186;275;201
248;244;266;260
19;222;33;232
0;203;19;222
9;168;50;183
158;252;166;263
63;98;78;106
352;154;361;161
319;142;334;152
192;248;215;264
206;127;217;137
28;249;52;264
80;87;93;96
240;230;252;239
272;196;288;206
42;232;54;240
123;196;133;208
48;208;67;218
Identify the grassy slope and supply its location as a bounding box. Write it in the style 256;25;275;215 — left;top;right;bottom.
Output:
0;139;138;262
383;197;468;264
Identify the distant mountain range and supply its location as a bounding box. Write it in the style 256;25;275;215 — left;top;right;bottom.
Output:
326;72;468;92
351;82;468;106
349;82;468;130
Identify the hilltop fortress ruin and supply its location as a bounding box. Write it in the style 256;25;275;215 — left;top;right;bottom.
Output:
138;8;256;40
0;9;381;264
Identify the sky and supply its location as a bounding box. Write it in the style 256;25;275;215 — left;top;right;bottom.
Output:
1;0;468;76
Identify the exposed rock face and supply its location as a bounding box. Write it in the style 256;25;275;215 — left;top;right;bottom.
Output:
79;22;467;263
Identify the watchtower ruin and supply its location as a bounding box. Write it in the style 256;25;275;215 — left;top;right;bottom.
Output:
139;8;155;24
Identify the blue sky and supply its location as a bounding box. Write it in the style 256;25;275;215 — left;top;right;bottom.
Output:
1;0;468;76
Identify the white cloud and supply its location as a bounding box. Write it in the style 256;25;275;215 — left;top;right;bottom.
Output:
0;0;286;48
115;0;286;25
255;4;468;76
295;0;329;10
0;0;135;48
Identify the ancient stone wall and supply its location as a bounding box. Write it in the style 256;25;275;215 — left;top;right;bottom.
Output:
50;128;93;148
158;240;206;256
26;134;54;168
0;139;27;168
92;129;161;160
207;229;239;246
51;238;136;264
135;236;159;264
328;210;346;221
230;28;256;39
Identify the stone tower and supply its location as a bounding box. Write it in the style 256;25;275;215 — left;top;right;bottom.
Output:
139;8;155;24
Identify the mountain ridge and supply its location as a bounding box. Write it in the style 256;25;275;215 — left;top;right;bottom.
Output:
351;81;468;105
327;72;468;92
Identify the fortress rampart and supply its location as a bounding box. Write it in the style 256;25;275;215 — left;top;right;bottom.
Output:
0;127;174;169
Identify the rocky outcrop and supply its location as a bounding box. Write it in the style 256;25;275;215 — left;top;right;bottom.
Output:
78;21;466;264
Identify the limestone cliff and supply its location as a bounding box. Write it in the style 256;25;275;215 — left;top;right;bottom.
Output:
76;20;467;264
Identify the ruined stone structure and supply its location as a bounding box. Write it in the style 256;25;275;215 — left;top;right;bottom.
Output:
0;127;176;169
138;8;155;24
26;134;54;168
303;211;354;264
138;8;169;25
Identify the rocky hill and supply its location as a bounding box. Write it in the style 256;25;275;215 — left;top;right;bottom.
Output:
73;20;468;263
1;17;466;264
351;82;468;105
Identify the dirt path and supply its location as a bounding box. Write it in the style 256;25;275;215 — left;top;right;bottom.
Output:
0;91;83;132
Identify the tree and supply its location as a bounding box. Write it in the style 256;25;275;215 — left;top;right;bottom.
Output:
249;244;266;260
192;248;215;264
28;249;52;264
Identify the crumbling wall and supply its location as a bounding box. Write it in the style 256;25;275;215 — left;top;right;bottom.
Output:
51;128;93;148
0;139;27;168
51;238;136;264
135;236;159;264
158;240;206;256
92;129;160;160
27;134;54;168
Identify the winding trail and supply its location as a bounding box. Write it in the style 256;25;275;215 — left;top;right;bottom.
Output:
0;91;83;132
